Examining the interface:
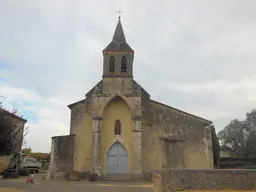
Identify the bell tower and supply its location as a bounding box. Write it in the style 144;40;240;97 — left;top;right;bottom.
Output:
102;17;134;78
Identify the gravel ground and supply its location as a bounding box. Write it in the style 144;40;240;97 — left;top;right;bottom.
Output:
0;176;254;192
0;174;153;192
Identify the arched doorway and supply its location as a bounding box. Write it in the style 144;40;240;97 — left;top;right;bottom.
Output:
101;96;132;175
107;142;128;175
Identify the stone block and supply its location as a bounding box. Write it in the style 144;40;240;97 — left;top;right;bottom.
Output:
68;171;80;181
155;169;256;191
88;173;98;182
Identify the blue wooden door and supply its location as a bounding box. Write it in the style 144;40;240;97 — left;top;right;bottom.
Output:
107;142;128;175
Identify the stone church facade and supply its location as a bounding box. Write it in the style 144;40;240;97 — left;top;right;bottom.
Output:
47;17;219;180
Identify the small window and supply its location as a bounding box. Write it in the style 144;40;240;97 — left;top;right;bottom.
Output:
115;119;121;135
109;56;115;72
121;56;127;72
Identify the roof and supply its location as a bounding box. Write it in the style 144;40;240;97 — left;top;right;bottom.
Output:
67;81;103;109
0;108;27;123
151;100;212;125
67;99;86;109
103;17;133;52
85;80;103;97
112;17;126;42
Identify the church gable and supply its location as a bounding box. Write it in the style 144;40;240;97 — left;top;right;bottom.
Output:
67;80;103;111
85;80;103;97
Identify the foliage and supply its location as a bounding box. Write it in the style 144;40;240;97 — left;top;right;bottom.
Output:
31;152;50;161
0;101;29;155
218;109;256;157
22;147;32;154
21;147;50;161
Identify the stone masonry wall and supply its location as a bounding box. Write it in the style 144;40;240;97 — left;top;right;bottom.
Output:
141;100;214;175
47;135;75;180
68;78;145;177
152;169;256;191
89;78;144;178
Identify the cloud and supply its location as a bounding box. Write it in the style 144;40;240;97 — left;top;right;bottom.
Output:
0;0;256;151
158;75;256;125
0;81;71;152
0;81;41;103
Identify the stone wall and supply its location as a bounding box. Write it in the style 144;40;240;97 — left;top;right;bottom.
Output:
67;78;146;178
69;99;93;172
46;135;75;180
141;99;215;175
153;169;256;191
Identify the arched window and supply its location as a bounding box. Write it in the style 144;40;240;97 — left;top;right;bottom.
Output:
121;56;127;72
115;119;121;135
109;56;115;72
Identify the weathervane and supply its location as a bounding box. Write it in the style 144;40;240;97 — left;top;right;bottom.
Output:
116;6;123;18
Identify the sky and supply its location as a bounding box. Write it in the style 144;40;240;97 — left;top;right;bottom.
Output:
0;0;256;153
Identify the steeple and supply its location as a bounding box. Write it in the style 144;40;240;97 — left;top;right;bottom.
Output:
102;17;134;78
103;17;133;52
112;17;126;42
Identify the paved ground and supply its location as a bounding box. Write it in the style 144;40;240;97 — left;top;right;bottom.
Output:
0;174;153;192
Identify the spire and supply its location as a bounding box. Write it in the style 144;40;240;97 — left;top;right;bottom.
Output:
112;17;126;43
103;17;133;52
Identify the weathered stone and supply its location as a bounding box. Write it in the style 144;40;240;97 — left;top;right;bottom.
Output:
152;173;163;192
153;169;256;191
132;119;143;178
68;171;80;181
88;173;98;182
92;118;102;173
47;135;75;180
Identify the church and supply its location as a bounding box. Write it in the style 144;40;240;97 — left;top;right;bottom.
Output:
48;17;219;180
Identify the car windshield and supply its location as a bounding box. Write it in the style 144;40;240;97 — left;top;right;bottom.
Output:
25;158;35;162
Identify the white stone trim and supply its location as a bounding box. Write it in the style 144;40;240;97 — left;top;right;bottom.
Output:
105;137;130;155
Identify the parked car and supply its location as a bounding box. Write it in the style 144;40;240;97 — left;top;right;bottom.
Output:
23;157;42;173
0;152;30;178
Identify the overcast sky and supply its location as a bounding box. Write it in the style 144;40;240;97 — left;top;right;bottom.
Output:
0;0;256;152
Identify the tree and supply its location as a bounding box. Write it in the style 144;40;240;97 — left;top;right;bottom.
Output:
30;152;50;161
0;104;29;156
22;147;32;154
218;109;256;157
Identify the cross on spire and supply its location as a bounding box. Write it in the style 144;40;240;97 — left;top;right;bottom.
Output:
116;6;123;19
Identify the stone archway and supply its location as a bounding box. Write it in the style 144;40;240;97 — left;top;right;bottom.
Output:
101;96;133;175
107;142;128;175
100;94;132;117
